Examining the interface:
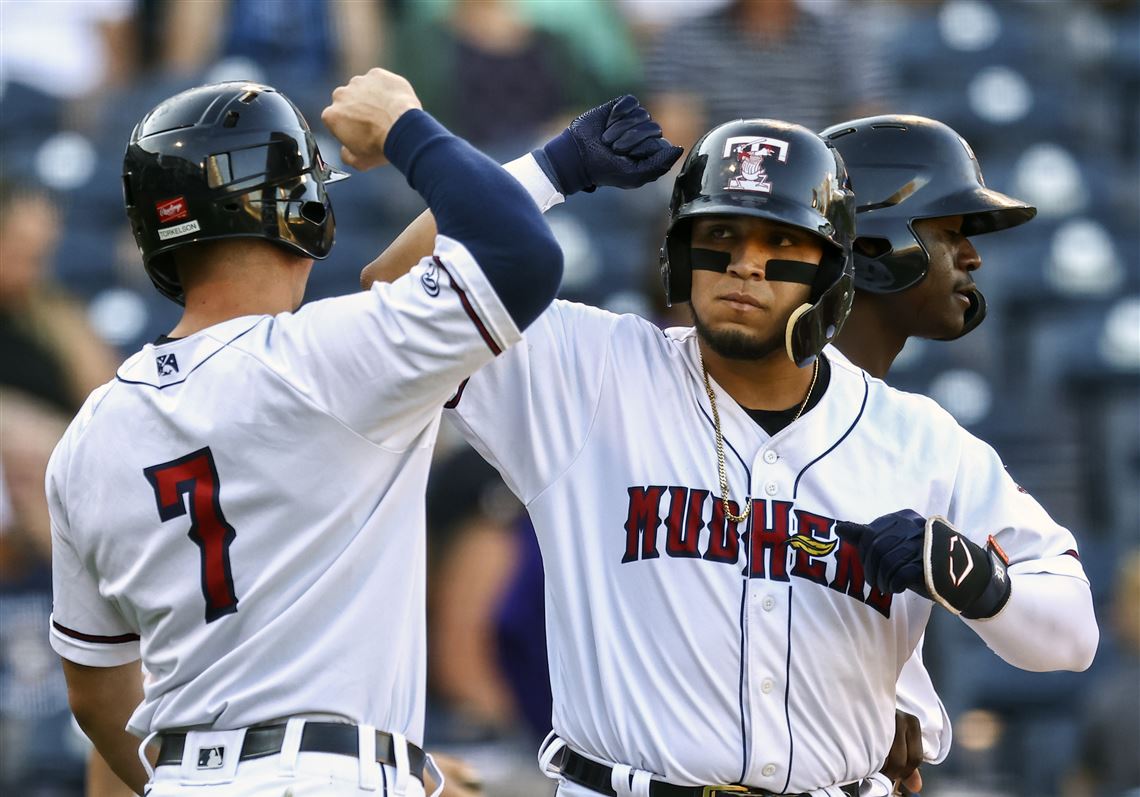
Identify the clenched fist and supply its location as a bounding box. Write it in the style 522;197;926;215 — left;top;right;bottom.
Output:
321;68;422;171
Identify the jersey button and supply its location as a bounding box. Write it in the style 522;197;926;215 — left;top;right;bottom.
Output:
763;450;778;464
762;764;777;777
761;678;774;694
761;596;776;611
764;481;778;496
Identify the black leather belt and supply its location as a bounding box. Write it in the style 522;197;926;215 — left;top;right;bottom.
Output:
156;722;424;781
560;748;861;797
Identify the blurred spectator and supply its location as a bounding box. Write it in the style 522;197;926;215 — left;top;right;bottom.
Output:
1068;548;1140;797
0;0;136;131
494;517;552;744
496;0;644;104
161;0;385;88
421;443;556;796
617;0;731;47
643;0;891;149
391;0;610;150
0;391;83;796
424;445;523;734
0;181;119;415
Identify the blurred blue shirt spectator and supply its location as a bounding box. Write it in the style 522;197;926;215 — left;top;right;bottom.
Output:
643;0;892;149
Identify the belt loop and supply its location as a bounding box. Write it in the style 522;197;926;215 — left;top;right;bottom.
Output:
537;732;566;779
138;731;158;781
630;769;652;797
861;773;893;797
357;723;381;791
423;753;445;797
390;731;410;797
278;718;306;776
610;763;633;797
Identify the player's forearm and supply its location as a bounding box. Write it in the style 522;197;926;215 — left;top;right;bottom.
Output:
361;208;438;288
965;570;1098;672
73;711;149;793
361;153;561;290
88;749;143;797
62;659;149;794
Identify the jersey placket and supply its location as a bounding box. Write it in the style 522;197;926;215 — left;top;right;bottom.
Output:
743;442;795;790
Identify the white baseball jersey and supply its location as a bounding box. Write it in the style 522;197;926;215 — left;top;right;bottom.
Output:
445;302;1088;793
47;235;520;742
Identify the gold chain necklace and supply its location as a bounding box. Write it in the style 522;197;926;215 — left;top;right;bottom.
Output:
697;348;820;525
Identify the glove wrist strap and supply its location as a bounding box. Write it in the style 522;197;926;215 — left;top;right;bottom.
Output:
961;548;1012;619
536;130;594;196
924;517;1012;619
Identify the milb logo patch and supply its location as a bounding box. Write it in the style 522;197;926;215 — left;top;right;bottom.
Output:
156;353;180;376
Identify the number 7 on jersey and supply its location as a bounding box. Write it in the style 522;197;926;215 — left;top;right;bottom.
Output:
144;447;239;622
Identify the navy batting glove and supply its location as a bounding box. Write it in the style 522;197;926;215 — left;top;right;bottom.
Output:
533;95;683;196
834;510;928;597
836;511;1011;618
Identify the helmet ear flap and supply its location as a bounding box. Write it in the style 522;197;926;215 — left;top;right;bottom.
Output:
786;270;854;366
784;303;814;365
662;218;694;305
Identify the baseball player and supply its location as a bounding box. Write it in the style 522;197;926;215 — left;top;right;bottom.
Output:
46;68;564;796
824;114;1039;793
824;115;1036;374
363;112;1097;796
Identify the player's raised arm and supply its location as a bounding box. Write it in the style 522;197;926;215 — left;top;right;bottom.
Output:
323;68;561;331
359;95;682;289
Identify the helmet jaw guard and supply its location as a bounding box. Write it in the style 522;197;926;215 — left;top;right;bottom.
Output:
941;284;986;341
661;119;856;367
785;270;856;366
123;82;349;305
821;115;1035;336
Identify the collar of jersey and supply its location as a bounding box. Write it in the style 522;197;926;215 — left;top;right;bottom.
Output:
117;315;266;388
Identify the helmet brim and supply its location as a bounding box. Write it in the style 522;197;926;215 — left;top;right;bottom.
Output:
911;185;1036;236
672;192;844;249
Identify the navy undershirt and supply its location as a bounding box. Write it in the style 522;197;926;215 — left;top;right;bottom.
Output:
742;354;831;436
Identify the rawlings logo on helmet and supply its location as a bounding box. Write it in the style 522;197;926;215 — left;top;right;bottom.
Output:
155;196;189;223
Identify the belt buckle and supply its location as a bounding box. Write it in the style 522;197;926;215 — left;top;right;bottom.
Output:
702;787;751;797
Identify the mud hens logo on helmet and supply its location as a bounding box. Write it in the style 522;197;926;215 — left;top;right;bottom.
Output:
724;136;790;193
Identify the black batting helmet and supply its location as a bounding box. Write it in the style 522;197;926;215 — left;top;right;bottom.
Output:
123;81;348;305
662;119;856;366
821;115;1035;337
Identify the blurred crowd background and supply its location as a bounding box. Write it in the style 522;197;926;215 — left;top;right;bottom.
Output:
0;1;1137;795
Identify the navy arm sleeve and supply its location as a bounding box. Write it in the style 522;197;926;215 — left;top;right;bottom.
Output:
383;109;563;330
